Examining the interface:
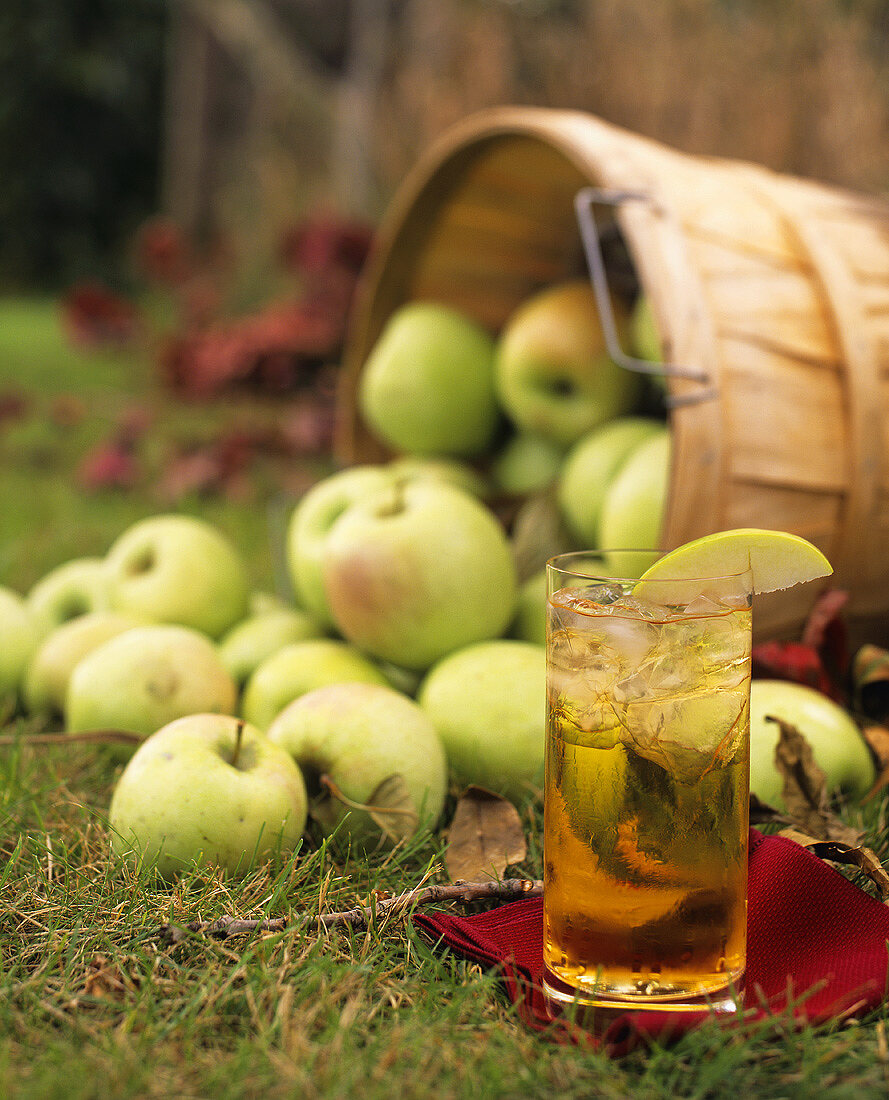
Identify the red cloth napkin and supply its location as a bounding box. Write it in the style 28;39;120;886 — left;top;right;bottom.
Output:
412;829;889;1055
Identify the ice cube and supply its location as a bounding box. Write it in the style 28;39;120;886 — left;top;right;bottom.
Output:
617;688;748;785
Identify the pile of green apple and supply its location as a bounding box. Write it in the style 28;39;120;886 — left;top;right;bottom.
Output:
0;481;550;878
357;284;673;574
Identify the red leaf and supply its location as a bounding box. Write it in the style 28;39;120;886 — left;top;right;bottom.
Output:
62;282;140;348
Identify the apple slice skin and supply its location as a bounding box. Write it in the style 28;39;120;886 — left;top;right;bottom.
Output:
635;528;832;601
109;714;308;880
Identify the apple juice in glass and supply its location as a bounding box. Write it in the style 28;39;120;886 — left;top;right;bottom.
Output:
542;551;752;1014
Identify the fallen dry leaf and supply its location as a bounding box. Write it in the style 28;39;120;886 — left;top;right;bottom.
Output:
318;773;419;845
445;786;527;884
770;715;840;840
776;827;889;901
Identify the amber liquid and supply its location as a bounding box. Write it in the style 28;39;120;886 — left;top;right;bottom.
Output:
543;587;751;1008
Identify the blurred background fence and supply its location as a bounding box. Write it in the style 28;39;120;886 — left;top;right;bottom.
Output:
4;0;889;290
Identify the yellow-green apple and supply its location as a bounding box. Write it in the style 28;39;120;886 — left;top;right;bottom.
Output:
109;714;307;880
0;586;41;704
358;301;500;457
241;638;388;731
387;455;490;499
66;624;237;749
557;417;663;548
27;557;112;633
287;465;395;627
490;433;564;496
106;514;249;639
750;680;876;809
249;590;290;615
23;611;140;716
494;281;641;446
418;639;545;802
267;682;447;848
218;607;325;687
322;480;517;670
598;428;671;572
509;570;547;646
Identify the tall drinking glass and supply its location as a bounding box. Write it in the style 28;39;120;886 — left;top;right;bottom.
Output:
543;551;753;1017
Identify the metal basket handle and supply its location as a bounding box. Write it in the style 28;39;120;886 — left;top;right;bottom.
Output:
574;186;717;408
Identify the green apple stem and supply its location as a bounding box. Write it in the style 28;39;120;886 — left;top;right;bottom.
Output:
231;720;245;769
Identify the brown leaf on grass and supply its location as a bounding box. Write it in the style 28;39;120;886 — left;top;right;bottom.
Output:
863;726;889;801
445;786;527;884
510;490;576;582
776;827;889;901
770;715;844;840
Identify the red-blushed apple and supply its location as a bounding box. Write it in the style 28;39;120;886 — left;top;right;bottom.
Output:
241;638;388;731
66;624;237;752
109;714;308;880
418;639;546;802
494;281;641;447
557;417;664;548
105;514;249;639
23;611;140;716
218;607;325;687
598;428;671;574
323;480;517;670
509;570;547;646
0;586;41;704
267;682;447;849
358;301;500;457
26;557;112;633
750;679;876;808
490;433;565;496
286;465;395;628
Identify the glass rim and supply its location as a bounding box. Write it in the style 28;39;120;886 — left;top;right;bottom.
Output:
546;550;754;586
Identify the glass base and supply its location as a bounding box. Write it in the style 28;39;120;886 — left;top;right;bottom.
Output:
542;966;742;1029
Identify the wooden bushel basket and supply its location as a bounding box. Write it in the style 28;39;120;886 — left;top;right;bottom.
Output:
335;107;889;641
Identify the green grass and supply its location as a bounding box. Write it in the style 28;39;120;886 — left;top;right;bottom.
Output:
2;297;889;1097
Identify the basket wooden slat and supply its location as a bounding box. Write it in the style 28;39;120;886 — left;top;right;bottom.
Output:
337;106;889;640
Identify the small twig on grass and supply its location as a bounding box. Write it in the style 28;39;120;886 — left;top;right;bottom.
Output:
156;878;543;945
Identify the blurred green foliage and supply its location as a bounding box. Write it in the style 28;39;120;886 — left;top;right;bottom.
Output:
0;1;167;290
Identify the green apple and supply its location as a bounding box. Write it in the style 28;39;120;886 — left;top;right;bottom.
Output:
598;428;671;572
750;680;876;808
387;455;490;499
418;640;545;802
106;514;249;639
27;557;112;633
250;590;291;615
23;611;140;716
267;682;447;848
490;433;565;496
287;465;395;627
509;569;547;646
358;301;500;457
494;281;641;447
109;714;308;880
66;624;237;749
557;417;664;548
218;608;325;687
0;586;41;704
323;480;517;670
241;638;388;731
